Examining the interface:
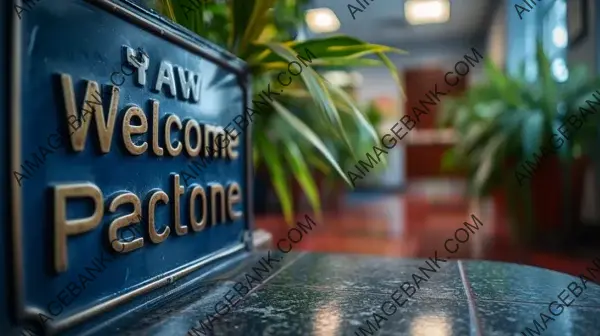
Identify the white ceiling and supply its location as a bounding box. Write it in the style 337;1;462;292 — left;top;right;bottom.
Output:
306;0;500;67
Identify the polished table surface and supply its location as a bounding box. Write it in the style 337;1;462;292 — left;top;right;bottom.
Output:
91;252;600;336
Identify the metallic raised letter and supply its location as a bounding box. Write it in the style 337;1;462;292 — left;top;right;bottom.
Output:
53;183;103;272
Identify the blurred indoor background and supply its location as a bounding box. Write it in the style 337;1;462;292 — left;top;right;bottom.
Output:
142;0;600;277
248;0;600;278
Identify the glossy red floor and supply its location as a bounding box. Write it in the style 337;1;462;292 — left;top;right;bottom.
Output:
255;179;592;278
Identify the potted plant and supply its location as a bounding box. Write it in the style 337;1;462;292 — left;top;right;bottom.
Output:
438;43;600;245
153;0;404;223
305;99;385;211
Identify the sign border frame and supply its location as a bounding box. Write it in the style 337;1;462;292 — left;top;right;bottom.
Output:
9;0;254;334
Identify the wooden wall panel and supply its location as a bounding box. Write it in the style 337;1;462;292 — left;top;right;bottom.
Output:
403;67;468;179
405;144;466;178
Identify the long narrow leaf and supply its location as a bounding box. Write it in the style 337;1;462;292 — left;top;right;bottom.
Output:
521;111;544;158
309;57;383;67
269;99;351;186
253;137;260;168
483;59;524;107
256;134;294;224
376;52;406;101
249;36;405;64
157;0;176;21
473;134;507;195
254;58;382;73
231;0;276;55
282;139;321;216
229;0;254;50
305;153;331;174
324;81;379;144
535;42;557;119
265;42;355;157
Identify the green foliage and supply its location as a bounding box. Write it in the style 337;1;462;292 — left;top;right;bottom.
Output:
439;42;600;198
155;0;404;223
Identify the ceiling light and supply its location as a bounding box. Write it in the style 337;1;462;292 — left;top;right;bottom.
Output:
552;26;568;48
405;0;450;25
305;8;340;34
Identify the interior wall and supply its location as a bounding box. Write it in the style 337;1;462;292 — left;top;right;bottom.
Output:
487;1;506;69
355;67;406;188
506;0;529;75
567;0;600;224
464;0;506;85
567;0;596;70
353;35;487;189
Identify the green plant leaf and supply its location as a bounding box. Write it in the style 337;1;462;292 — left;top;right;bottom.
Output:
437;39;600;197
376;51;406;101
459;123;488;155
265;42;355;158
152;0;403;222
535;42;558;119
562;67;600;107
282;139;321;216
230;0;277;54
521;111;544;158
309;57;383;67
324;81;379;144
254;57;382;72
483;59;524;107
280;88;311;99
292;35;406;56
256;134;294;224
473;134;507;196
269;99;351;186
552;118;573;161
253;137;260;168
305;152;331;174
248;35;406;64
158;0;202;34
326;44;406;55
157;0;176;20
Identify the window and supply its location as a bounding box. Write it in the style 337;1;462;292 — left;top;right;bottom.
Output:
523;0;568;82
524;20;538;81
541;0;569;82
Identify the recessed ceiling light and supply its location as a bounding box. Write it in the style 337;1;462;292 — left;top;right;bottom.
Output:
552;26;568;48
405;0;450;25
305;8;341;34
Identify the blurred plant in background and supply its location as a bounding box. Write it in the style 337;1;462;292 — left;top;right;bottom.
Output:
438;42;600;241
151;0;405;223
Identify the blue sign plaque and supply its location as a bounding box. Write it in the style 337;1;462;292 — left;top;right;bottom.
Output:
7;0;252;334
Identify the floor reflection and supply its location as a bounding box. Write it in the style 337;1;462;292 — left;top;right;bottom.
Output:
256;179;592;278
409;315;451;336
311;301;342;336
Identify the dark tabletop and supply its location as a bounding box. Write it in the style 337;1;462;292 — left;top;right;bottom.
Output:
90;251;600;336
